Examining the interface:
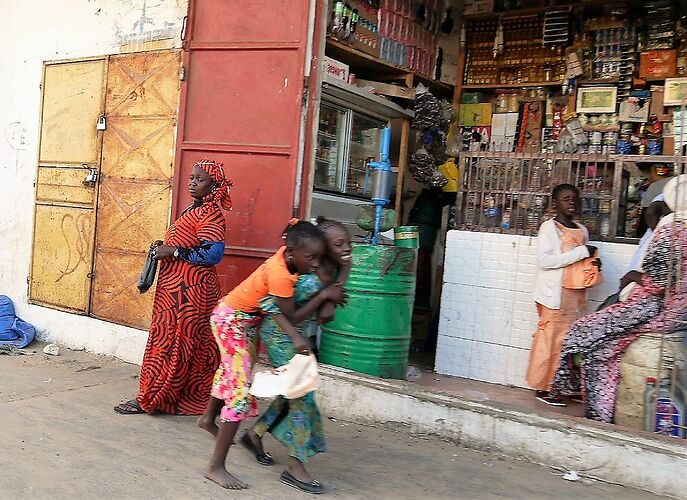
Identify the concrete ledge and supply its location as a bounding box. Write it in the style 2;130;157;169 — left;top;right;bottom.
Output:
317;365;685;499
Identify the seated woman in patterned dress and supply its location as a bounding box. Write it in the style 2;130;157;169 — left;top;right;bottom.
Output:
551;174;687;423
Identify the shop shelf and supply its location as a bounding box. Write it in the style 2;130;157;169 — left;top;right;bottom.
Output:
325;37;454;98
462;81;564;89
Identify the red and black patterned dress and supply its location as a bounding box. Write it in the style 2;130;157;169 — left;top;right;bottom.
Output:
137;202;225;415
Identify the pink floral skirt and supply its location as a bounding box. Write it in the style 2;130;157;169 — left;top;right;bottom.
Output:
210;301;262;422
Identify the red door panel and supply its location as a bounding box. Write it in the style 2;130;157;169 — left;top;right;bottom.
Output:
182;51;305;147
191;0;308;44
176;0;313;294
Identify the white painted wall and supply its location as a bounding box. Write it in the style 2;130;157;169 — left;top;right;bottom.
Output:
437;230;636;387
0;0;187;364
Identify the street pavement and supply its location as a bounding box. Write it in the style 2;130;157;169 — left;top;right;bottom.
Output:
0;346;664;499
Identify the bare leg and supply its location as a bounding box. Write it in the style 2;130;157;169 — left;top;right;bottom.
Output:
245;427;266;455
204;421;247;490
286;457;314;484
197;396;223;437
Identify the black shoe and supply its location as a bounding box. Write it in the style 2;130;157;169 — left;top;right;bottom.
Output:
239;430;274;466
280;470;325;495
536;395;567;407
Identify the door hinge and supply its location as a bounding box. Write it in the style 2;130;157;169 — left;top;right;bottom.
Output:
179;65;186;81
87;272;96;279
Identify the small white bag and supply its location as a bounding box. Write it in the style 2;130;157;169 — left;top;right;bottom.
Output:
250;354;319;399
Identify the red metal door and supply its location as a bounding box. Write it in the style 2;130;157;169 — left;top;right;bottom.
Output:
175;0;317;293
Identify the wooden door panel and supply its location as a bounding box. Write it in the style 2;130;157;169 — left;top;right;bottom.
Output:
30;206;95;311
29;60;106;312
35;166;96;206
39;61;106;165
90;50;181;330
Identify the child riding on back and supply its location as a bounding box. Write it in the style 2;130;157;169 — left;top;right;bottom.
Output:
200;220;344;490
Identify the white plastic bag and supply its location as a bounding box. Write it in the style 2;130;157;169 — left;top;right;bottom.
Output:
250;354;319;399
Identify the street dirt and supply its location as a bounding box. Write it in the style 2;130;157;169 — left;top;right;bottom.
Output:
0;346;665;500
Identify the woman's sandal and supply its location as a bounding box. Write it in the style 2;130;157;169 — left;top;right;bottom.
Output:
239;431;274;466
113;399;146;415
280;470;325;495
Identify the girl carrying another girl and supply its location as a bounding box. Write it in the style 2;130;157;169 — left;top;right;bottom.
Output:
201;221;344;490
527;183;601;407
243;217;352;495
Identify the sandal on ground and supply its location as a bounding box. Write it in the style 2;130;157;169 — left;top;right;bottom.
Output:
280;470;325;495
113;399;146;415
239;431;274;466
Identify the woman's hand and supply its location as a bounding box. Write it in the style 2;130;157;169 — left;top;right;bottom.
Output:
620;270;644;290
152;245;176;260
292;334;311;355
317;301;337;325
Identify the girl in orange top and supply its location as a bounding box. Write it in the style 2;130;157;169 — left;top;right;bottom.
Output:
201;221;344;490
527;184;601;407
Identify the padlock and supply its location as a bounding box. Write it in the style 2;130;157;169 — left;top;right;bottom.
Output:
96;115;107;131
83;168;99;187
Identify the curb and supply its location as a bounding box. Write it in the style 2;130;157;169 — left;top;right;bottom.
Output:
316;365;685;499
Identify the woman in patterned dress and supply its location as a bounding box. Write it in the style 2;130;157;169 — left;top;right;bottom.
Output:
551;174;687;423
114;159;231;415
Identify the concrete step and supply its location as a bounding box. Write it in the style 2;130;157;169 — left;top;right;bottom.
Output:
316;365;687;499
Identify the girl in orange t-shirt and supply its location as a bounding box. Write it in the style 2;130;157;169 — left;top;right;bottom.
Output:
200;221;344;490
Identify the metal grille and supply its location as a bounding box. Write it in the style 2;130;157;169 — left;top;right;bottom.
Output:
454;152;631;238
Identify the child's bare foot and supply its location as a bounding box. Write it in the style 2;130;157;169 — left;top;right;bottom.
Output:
204;467;248;490
197;415;218;437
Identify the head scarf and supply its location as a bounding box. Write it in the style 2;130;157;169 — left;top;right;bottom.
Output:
194;159;232;210
663;174;687;221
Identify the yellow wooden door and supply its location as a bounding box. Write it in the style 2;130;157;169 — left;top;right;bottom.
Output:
90;50;182;329
29;59;107;313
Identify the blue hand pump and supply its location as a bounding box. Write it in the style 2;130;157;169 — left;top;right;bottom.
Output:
367;126;392;244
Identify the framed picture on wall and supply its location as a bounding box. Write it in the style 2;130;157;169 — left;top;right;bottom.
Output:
664;78;687;106
576;86;618;113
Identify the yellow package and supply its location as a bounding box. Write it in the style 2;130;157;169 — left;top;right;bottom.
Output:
438;158;459;193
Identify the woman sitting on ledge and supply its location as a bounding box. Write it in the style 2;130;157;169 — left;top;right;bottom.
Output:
551;174;687;423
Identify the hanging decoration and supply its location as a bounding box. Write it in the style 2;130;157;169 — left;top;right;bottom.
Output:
409;148;436;184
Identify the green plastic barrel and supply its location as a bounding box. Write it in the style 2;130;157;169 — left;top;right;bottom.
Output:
320;243;417;379
394;226;419;249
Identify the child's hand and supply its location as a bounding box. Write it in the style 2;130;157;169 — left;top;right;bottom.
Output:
322;282;346;303
293;334;311;355
317;302;337;325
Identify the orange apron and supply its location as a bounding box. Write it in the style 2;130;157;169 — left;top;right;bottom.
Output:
526;223;589;391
